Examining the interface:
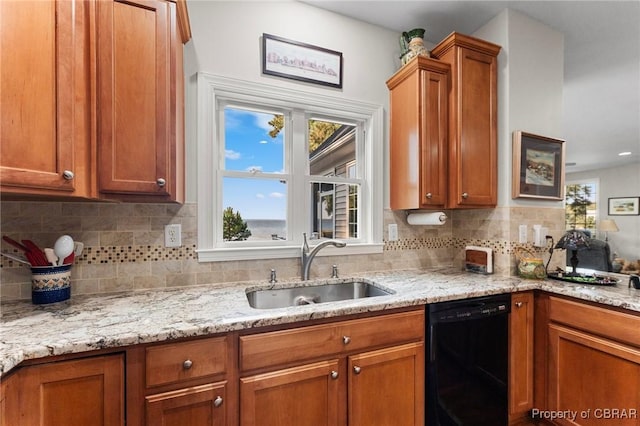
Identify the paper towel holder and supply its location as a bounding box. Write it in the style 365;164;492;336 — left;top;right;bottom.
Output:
405;210;448;225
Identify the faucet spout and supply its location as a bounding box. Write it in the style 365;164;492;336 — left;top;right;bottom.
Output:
301;233;346;280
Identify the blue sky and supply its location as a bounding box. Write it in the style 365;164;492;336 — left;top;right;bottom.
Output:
222;108;287;220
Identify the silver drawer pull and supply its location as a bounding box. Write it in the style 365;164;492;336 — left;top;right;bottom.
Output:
425;192;432;199
353;366;361;374
462;192;469;199
157;178;166;187
515;302;523;308
330;371;339;379
342;336;351;345
213;396;223;407
62;170;74;180
182;359;193;369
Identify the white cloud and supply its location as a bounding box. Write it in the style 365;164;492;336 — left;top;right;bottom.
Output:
256;193;265;199
259;140;268;144
246;166;263;173
225;149;241;160
269;192;285;198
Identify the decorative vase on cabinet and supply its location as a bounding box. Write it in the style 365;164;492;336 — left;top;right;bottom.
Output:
400;28;430;65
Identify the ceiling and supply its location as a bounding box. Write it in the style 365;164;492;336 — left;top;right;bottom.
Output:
301;1;640;173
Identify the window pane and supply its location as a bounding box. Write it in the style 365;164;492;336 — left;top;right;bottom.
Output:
565;182;598;233
308;120;356;177
224;107;284;173
223;177;287;241
310;182;359;240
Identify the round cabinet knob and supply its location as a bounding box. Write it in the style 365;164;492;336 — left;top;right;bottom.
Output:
425;192;433;199
62;170;74;180
182;359;193;370
515;302;523;308
462;192;469;199
213;396;223;407
156;178;166;187
330;371;339;379
342;336;351;345
353;366;361;374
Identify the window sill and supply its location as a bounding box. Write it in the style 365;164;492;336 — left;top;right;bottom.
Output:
196;242;384;262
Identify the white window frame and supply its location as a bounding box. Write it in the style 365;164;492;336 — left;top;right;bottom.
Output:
196;73;383;262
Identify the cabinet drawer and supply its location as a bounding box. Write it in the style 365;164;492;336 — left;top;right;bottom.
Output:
548;296;640;347
146;336;228;388
240;309;424;371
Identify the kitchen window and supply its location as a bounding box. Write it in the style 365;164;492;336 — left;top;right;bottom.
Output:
565;179;599;234
196;74;383;261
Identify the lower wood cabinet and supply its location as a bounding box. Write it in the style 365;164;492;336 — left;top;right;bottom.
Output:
537;295;640;426
509;291;534;425
2;354;124;426
146;381;227;426
239;308;425;426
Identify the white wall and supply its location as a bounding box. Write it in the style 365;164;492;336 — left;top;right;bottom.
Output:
567;163;640;260
183;1;400;203
474;10;564;207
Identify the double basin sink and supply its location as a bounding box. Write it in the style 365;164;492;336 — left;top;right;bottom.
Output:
246;279;394;309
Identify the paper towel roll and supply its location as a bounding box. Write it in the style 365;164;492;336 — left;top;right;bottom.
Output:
407;212;447;225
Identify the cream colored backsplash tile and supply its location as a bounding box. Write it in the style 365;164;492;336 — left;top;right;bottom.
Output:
0;201;565;301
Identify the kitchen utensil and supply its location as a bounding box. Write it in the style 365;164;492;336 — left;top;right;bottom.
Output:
44;248;59;266
2;236;29;253
21;240;49;266
53;235;74;266
73;241;84;256
63;252;75;265
0;251;31;265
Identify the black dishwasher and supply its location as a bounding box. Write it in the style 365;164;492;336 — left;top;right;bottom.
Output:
426;294;511;426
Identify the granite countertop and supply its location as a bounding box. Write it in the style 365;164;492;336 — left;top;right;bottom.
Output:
1;268;639;377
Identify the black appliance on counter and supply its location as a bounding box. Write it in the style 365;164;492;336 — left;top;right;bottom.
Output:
426;294;511;425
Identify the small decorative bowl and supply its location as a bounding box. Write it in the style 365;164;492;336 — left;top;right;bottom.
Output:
31;264;72;304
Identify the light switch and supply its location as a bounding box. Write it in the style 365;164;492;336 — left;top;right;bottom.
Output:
388;224;398;241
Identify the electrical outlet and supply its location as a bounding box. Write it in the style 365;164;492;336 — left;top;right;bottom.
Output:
518;225;528;243
388;223;398;241
164;224;182;247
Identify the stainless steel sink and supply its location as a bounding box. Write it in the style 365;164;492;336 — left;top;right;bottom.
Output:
246;280;394;309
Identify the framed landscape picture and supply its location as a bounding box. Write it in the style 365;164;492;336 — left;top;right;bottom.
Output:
262;33;343;88
512;131;565;200
608;197;640;215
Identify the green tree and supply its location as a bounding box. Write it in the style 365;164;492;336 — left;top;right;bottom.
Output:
268;115;341;153
223;207;252;241
565;184;596;230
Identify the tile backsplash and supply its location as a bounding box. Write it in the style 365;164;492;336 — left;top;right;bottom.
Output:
0;201;564;302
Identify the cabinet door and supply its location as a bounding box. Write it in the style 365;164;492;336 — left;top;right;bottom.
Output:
240;360;344;426
387;57;449;210
348;343;424;426
97;0;182;201
15;354;124;426
419;68;449;208
449;47;498;207
0;0;90;196
509;292;534;424
146;382;227;426
547;324;640;426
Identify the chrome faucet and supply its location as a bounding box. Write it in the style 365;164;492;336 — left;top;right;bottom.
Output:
301;233;346;280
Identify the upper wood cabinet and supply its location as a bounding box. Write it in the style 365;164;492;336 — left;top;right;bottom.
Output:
0;0;93;198
431;32;501;208
0;0;189;203
96;0;184;203
387;57;450;210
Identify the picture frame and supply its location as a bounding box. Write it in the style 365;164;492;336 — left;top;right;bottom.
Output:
512;131;565;200
262;33;343;88
608;197;640;215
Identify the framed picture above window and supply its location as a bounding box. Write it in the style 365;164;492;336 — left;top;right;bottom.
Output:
608;197;640;215
512;131;565;200
262;33;343;88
